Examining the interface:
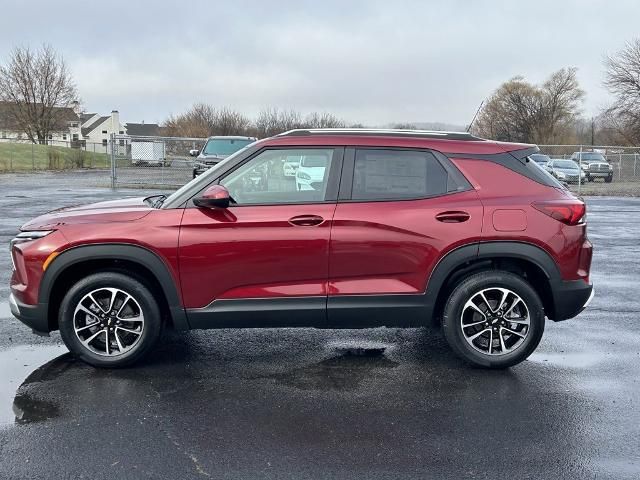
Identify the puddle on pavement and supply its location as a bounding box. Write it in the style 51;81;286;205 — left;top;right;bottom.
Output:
528;351;609;368
0;344;68;427
266;344;398;391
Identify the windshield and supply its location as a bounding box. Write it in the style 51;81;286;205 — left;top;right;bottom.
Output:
202;138;254;156
530;154;551;163
576;152;605;162
553;160;579;169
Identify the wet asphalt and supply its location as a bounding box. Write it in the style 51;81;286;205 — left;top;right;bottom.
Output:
0;171;639;479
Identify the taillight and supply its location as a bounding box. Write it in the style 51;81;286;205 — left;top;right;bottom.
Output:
532;200;586;225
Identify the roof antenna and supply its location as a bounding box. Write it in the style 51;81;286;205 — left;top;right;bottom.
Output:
466;100;484;133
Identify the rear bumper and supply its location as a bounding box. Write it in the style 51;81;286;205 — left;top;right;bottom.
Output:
549;280;594;321
8;293;49;334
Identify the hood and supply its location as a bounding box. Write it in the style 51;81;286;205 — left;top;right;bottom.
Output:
22;196;153;230
553;167;581;173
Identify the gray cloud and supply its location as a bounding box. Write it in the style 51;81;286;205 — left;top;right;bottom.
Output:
0;0;637;125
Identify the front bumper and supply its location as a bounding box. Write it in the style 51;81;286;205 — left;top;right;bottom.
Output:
193;162;220;177
549;280;594;321
8;293;49;334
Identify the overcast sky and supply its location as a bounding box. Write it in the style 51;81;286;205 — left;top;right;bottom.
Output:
0;0;637;126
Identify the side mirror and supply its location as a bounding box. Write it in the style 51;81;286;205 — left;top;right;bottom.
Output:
193;185;231;209
189;149;200;157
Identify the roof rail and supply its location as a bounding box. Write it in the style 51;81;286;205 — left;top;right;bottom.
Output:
276;128;484;141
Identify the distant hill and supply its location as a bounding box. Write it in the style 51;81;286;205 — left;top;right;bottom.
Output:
381;122;467;131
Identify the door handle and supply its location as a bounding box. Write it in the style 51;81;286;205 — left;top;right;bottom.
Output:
435;211;470;223
288;215;325;226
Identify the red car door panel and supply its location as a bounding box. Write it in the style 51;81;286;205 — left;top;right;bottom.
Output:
179;204;335;308
328;190;483;296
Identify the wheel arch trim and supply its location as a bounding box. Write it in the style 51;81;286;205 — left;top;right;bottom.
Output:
40;243;189;330
424;241;561;323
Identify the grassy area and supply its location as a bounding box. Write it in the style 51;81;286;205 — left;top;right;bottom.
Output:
0;142;109;171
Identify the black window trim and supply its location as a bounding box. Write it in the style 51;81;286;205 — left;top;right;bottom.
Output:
338;146;473;203
187;145;345;208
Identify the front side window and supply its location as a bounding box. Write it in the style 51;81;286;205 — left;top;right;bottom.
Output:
352;149;450;200
220;148;335;205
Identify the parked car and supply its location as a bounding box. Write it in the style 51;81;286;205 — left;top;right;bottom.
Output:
570;151;613;182
529;153;551;168
546;159;587;184
10;129;593;369
282;155;301;177
295;153;331;191
191;136;256;178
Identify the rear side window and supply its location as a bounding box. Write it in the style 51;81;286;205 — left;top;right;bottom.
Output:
352;149;458;200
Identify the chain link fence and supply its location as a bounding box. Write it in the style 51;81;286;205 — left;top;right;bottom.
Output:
110;134;205;188
3;136;640;197
538;145;640;196
0;139;110;172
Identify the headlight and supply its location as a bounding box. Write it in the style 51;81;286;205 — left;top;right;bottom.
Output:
581;163;589;170
9;230;54;270
556;171;566;179
10;230;54;247
608;164;613;171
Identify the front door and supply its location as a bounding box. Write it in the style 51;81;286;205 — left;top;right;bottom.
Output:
179;147;343;328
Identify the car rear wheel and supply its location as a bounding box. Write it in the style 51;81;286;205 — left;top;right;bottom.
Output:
605;176;613;183
59;272;162;368
442;271;545;368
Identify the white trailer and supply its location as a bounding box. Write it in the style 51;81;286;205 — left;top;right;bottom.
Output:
131;140;166;166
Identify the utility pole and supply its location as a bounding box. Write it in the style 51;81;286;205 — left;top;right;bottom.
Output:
591;117;595;146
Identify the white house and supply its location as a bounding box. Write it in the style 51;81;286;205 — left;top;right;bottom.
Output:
80;110;126;150
0;101;81;144
1;104;164;150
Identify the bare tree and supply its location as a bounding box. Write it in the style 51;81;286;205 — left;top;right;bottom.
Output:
473;69;584;144
603;39;640;144
0;45;78;144
164;103;251;137
304;112;345;129
255;108;305;137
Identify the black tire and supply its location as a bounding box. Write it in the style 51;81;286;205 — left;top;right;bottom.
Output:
605;176;613;183
58;272;163;368
442;271;545;368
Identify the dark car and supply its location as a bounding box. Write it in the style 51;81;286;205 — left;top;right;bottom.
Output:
10;129;593;369
546;159;587;184
570;151;613;182
191;136;256;178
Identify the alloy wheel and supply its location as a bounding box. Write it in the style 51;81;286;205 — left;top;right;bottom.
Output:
460;287;530;356
73;287;145;357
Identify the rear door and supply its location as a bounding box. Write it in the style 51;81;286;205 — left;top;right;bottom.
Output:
327;147;483;327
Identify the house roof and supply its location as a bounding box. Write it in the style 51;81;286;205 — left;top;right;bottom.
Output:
81;116;109;137
79;113;97;126
0;101;78;131
125;123;163;136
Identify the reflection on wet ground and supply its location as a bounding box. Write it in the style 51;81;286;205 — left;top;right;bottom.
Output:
0;344;67;426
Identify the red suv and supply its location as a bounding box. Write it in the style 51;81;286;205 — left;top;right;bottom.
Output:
9;129;593;368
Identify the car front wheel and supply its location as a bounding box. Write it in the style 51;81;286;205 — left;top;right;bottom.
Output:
442;271;545;368
59;272;163;368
